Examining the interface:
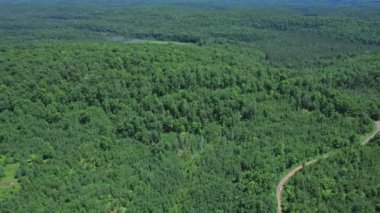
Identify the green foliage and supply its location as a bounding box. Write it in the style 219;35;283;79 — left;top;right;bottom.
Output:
0;166;4;178
0;1;378;212
283;135;380;212
0;3;379;67
0;162;21;201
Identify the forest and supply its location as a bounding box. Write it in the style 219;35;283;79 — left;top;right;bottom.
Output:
283;135;380;212
0;0;379;212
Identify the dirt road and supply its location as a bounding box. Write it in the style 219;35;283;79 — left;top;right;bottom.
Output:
276;121;380;213
362;121;380;145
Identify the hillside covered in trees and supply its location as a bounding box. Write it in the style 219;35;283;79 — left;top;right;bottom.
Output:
0;1;379;212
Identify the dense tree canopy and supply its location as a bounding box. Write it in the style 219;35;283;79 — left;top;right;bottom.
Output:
0;1;379;212
283;135;380;212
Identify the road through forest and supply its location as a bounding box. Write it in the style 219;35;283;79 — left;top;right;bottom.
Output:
276;121;380;213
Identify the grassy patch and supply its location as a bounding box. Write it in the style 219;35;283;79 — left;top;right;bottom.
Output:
0;162;21;201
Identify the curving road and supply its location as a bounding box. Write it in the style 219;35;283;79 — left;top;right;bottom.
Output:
276;121;380;213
